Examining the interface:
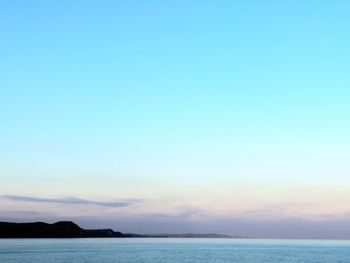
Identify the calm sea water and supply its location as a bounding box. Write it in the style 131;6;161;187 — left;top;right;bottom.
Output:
1;238;350;262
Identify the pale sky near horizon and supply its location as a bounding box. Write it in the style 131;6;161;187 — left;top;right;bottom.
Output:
1;0;350;238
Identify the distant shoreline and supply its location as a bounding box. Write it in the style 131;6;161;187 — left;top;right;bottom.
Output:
0;221;242;239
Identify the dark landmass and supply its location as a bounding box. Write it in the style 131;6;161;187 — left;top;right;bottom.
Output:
0;221;123;238
0;221;241;238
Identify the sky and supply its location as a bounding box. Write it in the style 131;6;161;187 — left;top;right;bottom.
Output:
1;0;350;239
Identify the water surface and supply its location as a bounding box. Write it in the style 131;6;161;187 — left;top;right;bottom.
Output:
1;238;350;262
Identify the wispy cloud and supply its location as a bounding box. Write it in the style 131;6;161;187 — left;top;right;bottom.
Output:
148;207;211;219
2;195;142;208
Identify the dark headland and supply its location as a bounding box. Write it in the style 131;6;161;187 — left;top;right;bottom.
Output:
0;221;123;238
0;221;237;238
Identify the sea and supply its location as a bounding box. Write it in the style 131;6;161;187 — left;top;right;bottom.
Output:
1;238;350;262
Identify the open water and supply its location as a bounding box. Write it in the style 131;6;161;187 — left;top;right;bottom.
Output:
1;238;350;262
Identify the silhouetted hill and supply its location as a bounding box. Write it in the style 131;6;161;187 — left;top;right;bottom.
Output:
0;221;240;238
0;221;123;238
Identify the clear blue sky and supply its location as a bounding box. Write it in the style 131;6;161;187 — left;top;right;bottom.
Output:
1;0;350;238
